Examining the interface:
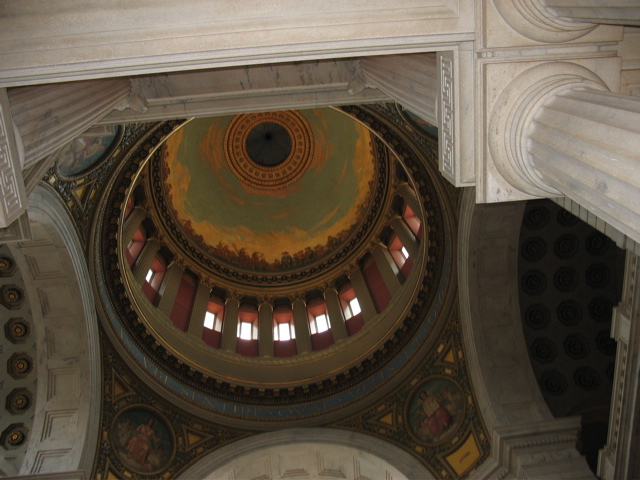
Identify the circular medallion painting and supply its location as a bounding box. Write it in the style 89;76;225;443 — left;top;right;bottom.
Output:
57;125;121;178
406;377;465;444
111;407;174;474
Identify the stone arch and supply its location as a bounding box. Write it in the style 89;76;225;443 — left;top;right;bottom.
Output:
5;185;101;477
178;428;435;480
457;187;593;478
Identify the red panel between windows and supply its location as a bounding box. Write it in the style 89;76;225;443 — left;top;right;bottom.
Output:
236;338;259;357
201;329;222;348
346;313;364;336
169;274;196;332
311;329;334;351
363;260;391;312
400;255;414;280
274;339;297;357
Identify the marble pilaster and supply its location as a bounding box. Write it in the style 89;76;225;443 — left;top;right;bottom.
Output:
220;297;239;352
258;303;274;357
187;281;210;339
324;288;349;342
350;269;377;321
122;206;146;246
390;216;419;259
292;299;312;354
8;78;132;170
371;244;402;295
358;54;438;126
132;238;160;284
157;263;183;316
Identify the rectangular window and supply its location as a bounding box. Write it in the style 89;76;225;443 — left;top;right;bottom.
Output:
314;313;329;334
345;297;361;319
277;322;292;341
204;311;216;330
401;245;409;260
145;268;154;283
239;321;253;340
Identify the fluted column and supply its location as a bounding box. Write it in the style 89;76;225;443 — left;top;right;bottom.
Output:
292;298;312;354
350;269;377;321
220;296;240;352
122;206;146;246
157;263;183;316
490;62;640;244
358;54;437;125
258;302;274;357
187;281;210;338
398;183;420;216
132;238;160;284
391;216;419;259
372;244;402;294
7;78;135;170
324;288;349;342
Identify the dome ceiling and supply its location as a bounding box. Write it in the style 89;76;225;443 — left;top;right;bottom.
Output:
160;109;378;273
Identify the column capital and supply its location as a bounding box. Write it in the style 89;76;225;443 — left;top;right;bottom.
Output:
493;0;596;43
489;62;608;198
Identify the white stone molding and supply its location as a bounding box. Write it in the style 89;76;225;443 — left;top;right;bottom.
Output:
359;53;438;126
114;78;149;113
0;1;474;87
0;88;28;228
7;185;101;478
100;60;390;125
553;196;640;256
489;61;640;244
598;253;640;480
492;0;597;43
458;188;593;478
437;44;475;187
3;472;86;480
0;211;32;243
178;428;435;480
8;78;131;169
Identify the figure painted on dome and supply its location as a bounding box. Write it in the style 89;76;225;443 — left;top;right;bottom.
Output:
124;418;160;470
409;378;464;443
57;125;119;177
112;408;172;473
417;391;451;438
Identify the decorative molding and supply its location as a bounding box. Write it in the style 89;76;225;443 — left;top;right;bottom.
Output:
0;89;27;228
438;54;455;183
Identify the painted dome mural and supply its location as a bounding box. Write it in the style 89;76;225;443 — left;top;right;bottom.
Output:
160;109;378;272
